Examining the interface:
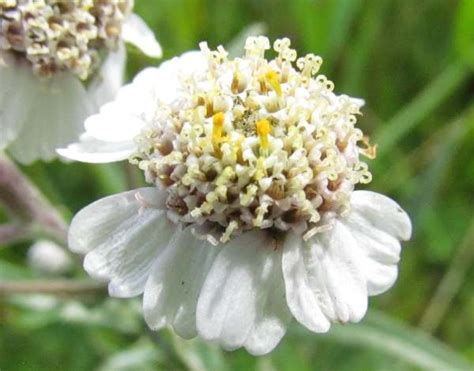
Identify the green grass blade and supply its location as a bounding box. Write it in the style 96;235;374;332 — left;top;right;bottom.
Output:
292;310;473;370
374;62;469;156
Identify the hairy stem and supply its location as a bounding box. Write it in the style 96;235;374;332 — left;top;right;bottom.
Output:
0;154;67;244
0;280;106;296
0;223;30;246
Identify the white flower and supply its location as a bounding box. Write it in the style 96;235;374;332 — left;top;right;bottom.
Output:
27;239;73;275
64;37;412;355
0;0;161;164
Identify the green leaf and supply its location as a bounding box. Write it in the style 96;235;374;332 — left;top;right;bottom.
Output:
171;333;230;371
340;0;391;94
292;311;473;370
8;296;143;334
0;261;34;279
412;106;474;222
98;338;165;371
288;0;363;67
89;163;129;195
454;0;474;68
374;62;469;156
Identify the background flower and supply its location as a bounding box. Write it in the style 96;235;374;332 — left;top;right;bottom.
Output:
0;0;161;164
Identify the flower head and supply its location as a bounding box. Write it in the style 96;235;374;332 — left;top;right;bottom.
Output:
0;0;161;164
130;37;375;244
65;37;411;355
0;0;132;79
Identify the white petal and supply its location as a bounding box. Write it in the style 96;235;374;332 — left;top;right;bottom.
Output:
244;248;292;356
348;229;400;296
170;51;208;75
350;191;412;241
129;51;206;105
0;61;34;150
196;231;290;354
122;14;162;58
88;43;126;108
8;73;94;164
284;191;411;326
339;191;412;295
72;67;167;144
57;133;135;163
84;103;146;142
312;222;369;322
283;222;369;329
143;227;219;339
69;188;174;297
60;51;206;164
281;233;331;333
69;188;166;253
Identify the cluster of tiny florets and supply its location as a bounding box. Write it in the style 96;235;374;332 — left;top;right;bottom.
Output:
0;0;133;79
133;36;376;243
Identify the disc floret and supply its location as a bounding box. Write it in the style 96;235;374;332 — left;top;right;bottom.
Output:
133;37;375;243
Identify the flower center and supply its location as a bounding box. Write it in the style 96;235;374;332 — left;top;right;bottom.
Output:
132;37;376;243
0;0;133;79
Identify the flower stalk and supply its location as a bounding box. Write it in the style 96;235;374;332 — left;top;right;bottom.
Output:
0;223;29;246
0;280;106;296
0;154;67;245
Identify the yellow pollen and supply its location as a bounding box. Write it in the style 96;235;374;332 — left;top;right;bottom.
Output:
265;70;282;96
212;112;225;157
256;119;271;156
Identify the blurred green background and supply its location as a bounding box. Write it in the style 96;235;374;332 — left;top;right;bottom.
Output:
1;0;474;369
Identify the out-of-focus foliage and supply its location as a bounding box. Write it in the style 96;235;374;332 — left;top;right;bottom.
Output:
1;0;473;370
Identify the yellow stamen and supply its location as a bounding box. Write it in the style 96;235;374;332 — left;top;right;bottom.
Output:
212;112;225;157
265;70;282;96
231;71;242;94
206;100;214;117
233;134;245;164
256;119;271;156
259;76;268;94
